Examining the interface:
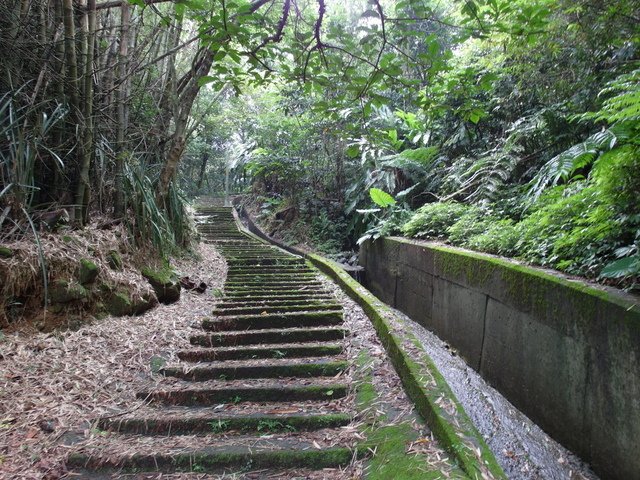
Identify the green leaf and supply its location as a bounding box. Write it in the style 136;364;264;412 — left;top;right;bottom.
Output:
346;145;360;158
369;188;396;208
197;76;217;87
469;111;481;124
600;256;640;279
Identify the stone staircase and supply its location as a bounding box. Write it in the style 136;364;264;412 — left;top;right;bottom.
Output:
67;206;357;477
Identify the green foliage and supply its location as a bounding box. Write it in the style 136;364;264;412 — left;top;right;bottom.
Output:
180;0;640;290
256;419;296;433
445;208;487;245
401;202;471;238
0;91;66;212
369;188;396;208
466;220;519;256
517;183;624;276
208;420;230;433
308;211;347;254
122;162;193;255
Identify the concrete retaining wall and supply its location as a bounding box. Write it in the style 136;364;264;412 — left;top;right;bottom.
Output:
360;237;640;480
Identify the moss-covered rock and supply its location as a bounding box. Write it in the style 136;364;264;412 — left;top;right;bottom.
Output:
50;279;88;304
0;246;14;258
107;250;123;271
141;265;181;304
104;290;132;316
103;286;158;317
130;288;158;315
77;258;100;284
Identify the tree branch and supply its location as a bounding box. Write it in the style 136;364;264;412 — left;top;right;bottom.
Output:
250;0;290;55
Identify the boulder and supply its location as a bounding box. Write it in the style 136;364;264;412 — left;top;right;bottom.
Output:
77;258;100;284
104;290;131;316
49;279;88;304
104;287;158;317
141;266;181;304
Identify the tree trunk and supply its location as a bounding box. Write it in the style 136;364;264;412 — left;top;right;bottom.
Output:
156;46;214;203
62;0;80;113
197;151;209;189
74;0;96;224
113;2;130;217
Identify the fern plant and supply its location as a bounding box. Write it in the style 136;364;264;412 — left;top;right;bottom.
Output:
529;67;640;199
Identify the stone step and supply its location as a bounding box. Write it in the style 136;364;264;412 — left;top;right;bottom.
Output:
202;311;343;331
210;303;343;316
225;258;305;266
223;286;328;295
223;282;324;290
217;298;335;308
138;383;348;405
221;293;333;302
225;272;318;280
68;439;353;475
190;326;348;347
177;342;343;362
160;359;348;381
227;268;314;275
98;411;352;435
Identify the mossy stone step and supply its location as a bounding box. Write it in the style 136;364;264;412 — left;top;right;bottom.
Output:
227;268;314;275
202;311;343;331
160;360;348;381
225;272;317;278
211;303;343;316
98;412;352;435
137;383;348;405
221;290;335;302
223;281;324;289
224;276;319;284
217;298;335;309
68;445;353;475
226;258;305;266
177;343;343;362
223;286;328;294
190;327;348;347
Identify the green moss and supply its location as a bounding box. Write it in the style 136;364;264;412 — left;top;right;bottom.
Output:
107;250;123;271
49;279;88;304
68;448;354;473
141;264;181;304
0;246;14;258
141;264;175;285
364;424;460;480
105;290;132;316
78;258;100;284
354;351;377;410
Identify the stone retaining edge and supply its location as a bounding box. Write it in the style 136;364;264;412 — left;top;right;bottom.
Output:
233;205;506;480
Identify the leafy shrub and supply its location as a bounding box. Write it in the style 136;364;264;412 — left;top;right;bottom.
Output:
446;208;489;245
516;183;623;276
401;201;471;238
309;211;347;254
399;146;439;166
466;220;520;256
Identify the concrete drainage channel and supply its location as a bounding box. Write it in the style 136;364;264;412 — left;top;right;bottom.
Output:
66;205;504;478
